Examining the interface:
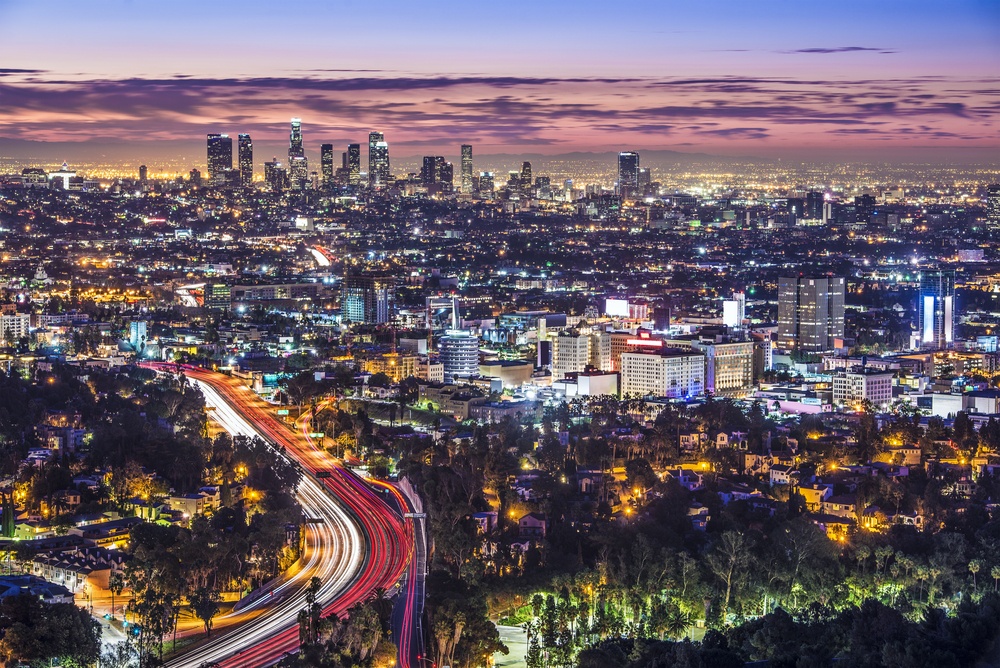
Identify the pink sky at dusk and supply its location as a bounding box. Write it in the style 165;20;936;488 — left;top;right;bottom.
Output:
0;0;997;159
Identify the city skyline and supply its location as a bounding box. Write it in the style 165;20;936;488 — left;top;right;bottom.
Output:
0;0;998;160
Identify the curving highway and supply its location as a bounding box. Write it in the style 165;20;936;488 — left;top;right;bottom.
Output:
142;364;414;668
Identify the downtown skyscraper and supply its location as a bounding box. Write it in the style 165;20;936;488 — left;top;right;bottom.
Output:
320;144;335;189
288;118;308;190
777;275;846;353
346;144;361;185
460;144;473;194
618;151;639;197
206;134;233;184
368;132;390;188
237;133;253;187
918;270;956;349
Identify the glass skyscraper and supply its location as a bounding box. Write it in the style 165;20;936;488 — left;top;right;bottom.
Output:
368;132;390;188
618;151;639;197
918;270;955;349
460;144;473;194
777;275;845;353
288;118;308;190
206;134;233;183
237;133;253;187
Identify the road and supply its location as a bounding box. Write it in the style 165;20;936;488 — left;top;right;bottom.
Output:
142;364;413;668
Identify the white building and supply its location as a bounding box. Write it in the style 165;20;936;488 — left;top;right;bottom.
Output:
833;368;894;409
620;349;705;398
551;330;591;380
0;313;30;341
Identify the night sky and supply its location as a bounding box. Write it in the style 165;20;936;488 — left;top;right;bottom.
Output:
1;0;998;158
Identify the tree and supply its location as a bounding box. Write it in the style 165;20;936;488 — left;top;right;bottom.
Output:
706;531;754;622
189;587;222;637
109;569;126;619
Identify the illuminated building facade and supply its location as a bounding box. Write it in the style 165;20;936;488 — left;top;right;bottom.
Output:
320;144;334;189
368;132;390;188
342;274;395;325
618;151;639;197
288;118;308;190
460;144;473;194
918;270;955;349
347;144;361;185
238;133;253;187
206;134;233;183
777;276;845;353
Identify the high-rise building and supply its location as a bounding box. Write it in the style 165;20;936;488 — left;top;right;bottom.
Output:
478;172;494;198
421;156;441;186
519;161;532;196
987;184;1000;224
620;349;705;399
347;144;361;185
342;274;395;325
368;132;390;188
618;151;640;197
237;133;253;187
440;330;480;383
722;291;746;330
288;118;308;190
855;194;876;223
138;165;147;183
460;145;473;194
551;330;592;379
206;134;233;183
918;270;956;349
264;159;287;192
637;167;651;194
320;144;335;189
806;191;825;219
777;276;846;353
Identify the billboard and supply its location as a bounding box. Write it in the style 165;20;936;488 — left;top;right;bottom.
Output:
605;298;629;317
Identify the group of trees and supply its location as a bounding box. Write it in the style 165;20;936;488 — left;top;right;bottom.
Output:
363;390;1000;668
0;593;102;667
275;578;399;668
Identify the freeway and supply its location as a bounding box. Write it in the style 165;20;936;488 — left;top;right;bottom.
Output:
142;364;413;667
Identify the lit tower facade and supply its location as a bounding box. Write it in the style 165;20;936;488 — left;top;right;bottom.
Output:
288;118;308;190
237;133;253;187
368;131;390;188
320;144;335;189
918;270;955;349
206;134;233;183
988;184;1000;225
460;144;473;194
618;151;639;197
347;144;361;185
777;275;845;353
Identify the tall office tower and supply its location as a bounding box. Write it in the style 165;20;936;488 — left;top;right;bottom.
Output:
988;184;1000;224
918;270;956;349
342;274;395;325
347;144;361;185
806;191;825;219
287;118;308;190
787;198;805;223
478;172;494;198
368;132;391;188
206;134;233;183
618;151;640;197
421;156;440;186
722;291;746;330
440;330;480;383
138;165;147;183
460;144;473;194
264;159;287;192
320;144;335;189
439;161;453;188
237;133;253;187
519;161;532;195
637;167;651;194
777;275;846;353
854;194;876;223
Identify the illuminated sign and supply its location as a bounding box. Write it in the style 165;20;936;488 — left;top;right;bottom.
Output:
605;298;629;317
626;339;664;347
